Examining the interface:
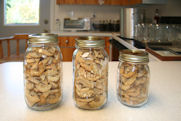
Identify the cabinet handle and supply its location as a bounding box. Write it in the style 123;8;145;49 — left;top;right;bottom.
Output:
98;0;104;5
65;40;69;44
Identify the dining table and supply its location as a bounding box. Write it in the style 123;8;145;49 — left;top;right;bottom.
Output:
0;61;181;121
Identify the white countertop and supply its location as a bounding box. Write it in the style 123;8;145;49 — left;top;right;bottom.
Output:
0;32;120;38
0;62;181;121
52;31;120;37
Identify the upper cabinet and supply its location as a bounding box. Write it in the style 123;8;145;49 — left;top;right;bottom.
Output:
123;0;142;5
56;0;142;5
56;0;98;5
104;0;123;5
56;0;167;5
78;0;99;5
56;0;76;4
104;0;142;5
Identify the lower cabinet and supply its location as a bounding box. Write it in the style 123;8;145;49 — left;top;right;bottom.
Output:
58;36;111;61
111;39;128;61
58;36;76;61
104;37;110;56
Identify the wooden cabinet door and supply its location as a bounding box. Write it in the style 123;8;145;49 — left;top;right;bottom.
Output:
123;0;142;5
56;0;77;4
56;0;63;4
110;0;122;5
68;36;77;46
103;0;111;5
61;48;75;61
104;37;110;56
59;37;75;47
78;0;98;4
57;0;98;4
58;36;77;61
57;0;142;5
104;0;123;5
105;0;142;5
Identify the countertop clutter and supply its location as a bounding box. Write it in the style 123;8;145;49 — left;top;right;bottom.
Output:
0;62;181;121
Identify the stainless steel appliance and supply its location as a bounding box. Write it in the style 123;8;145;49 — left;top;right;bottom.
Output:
120;8;143;39
63;18;91;31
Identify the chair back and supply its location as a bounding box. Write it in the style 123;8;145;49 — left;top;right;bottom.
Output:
0;34;28;63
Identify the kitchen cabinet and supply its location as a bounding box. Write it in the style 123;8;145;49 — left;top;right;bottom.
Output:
104;0;123;5
56;0;98;4
58;36;76;61
56;0;76;4
56;0;122;5
104;37;110;56
123;0;142;5
57;0;141;5
58;36;111;61
56;0;166;5
105;0;142;5
78;0;99;5
104;0;142;5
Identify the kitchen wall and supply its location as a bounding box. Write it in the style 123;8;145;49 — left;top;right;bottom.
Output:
50;0;122;32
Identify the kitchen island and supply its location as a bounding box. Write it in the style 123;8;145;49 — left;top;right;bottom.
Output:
0;62;181;121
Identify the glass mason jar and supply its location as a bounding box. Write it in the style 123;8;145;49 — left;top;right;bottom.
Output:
24;33;62;111
73;36;108;110
117;50;150;107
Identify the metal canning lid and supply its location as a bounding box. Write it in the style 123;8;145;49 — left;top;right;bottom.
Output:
76;36;105;48
28;33;58;44
119;49;149;63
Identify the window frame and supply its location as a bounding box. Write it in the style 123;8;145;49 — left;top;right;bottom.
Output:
3;0;40;26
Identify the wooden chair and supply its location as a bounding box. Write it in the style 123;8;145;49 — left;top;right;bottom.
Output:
0;34;29;63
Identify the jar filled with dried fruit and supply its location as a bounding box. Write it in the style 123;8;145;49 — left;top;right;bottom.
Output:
24;33;62;111
73;36;108;110
117;50;150;107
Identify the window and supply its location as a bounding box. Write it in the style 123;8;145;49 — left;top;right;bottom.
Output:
4;0;40;25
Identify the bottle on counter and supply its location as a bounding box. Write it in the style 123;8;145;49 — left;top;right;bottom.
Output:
73;36;108;110
117;50;150;107
153;9;160;24
55;18;61;32
24;33;63;111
